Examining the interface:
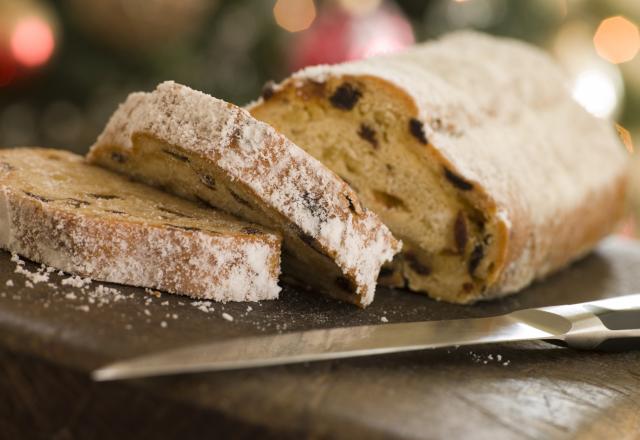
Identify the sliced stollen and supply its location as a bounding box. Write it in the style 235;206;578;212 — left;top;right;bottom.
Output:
250;31;630;304
87;81;401;307
0;148;281;301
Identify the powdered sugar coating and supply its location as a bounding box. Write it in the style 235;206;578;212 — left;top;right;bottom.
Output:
282;31;629;296
0;149;281;302
90;82;401;306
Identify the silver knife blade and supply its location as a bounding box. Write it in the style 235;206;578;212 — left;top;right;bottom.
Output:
93;307;571;381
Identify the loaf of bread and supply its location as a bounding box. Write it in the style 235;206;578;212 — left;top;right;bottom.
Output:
0;148;281;301
87;81;401;307
250;31;630;304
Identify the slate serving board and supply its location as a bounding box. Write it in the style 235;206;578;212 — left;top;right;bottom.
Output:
1;238;640;439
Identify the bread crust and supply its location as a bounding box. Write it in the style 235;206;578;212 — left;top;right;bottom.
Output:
250;31;630;303
88;82;401;307
0;148;282;301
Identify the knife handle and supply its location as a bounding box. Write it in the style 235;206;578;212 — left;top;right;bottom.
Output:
591;309;640;351
561;304;640;351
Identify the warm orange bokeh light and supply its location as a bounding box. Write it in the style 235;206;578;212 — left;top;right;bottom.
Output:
274;0;316;33
10;16;55;68
593;16;640;64
616;123;634;154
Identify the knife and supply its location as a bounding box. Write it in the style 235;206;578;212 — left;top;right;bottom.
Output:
93;294;640;381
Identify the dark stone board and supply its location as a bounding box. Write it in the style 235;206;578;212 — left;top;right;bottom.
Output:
1;238;639;439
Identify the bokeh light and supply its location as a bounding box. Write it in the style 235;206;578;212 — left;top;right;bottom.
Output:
10;16;55;68
593;16;640;64
274;0;317;33
616;123;634;154
337;0;382;16
572;69;620;118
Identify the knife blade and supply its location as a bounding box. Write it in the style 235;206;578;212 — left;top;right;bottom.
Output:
93;294;640;381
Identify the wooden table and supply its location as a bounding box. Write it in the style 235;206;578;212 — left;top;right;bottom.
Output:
1;238;640;439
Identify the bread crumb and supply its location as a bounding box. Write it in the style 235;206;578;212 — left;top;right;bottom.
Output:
76;305;90;312
381;316;389;323
144;309;151;316
171;313;178;319
160;321;167;328
65;292;77;300
5;280;13;287
247;305;253;312
222;312;234;322
25;281;33;288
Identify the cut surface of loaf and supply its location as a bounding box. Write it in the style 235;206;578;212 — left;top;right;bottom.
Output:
0;148;281;301
87;81;401;307
250;31;630;304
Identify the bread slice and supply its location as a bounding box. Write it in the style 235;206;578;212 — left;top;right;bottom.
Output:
87;81;401;307
249;31;630;304
0;148;281;301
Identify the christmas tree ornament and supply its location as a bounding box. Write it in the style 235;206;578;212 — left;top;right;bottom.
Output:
0;0;58;86
288;0;414;71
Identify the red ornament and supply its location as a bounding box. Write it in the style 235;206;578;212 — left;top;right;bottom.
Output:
289;1;414;71
0;0;58;87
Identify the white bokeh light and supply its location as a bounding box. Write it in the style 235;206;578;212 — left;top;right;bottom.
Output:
571;69;620;118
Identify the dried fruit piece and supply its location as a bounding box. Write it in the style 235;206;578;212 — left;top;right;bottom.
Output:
111;152;127;163
229;189;252;208
166;224;202;232
468;244;485;276
199;173;216;189
409;118;428;145
23;191;52;203
261;80;276;100
329;83;362;110
444;167;473;191
405;252;431;275
157;206;192;218
345;193;358;214
454;211;468;254
358;124;378;148
88;193;120;200
162;149;189;163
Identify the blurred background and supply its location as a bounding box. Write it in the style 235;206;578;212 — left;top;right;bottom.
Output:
0;0;638;237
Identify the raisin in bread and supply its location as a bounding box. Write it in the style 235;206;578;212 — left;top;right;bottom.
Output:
249;31;630;304
87;81;401;307
0;148;281;301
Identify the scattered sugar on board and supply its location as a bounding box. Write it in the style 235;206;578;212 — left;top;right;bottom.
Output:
468;350;511;366
61;275;92;289
191;300;215;313
5;280;13;287
160;321;168;328
222;312;234;322
381;316;389;323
